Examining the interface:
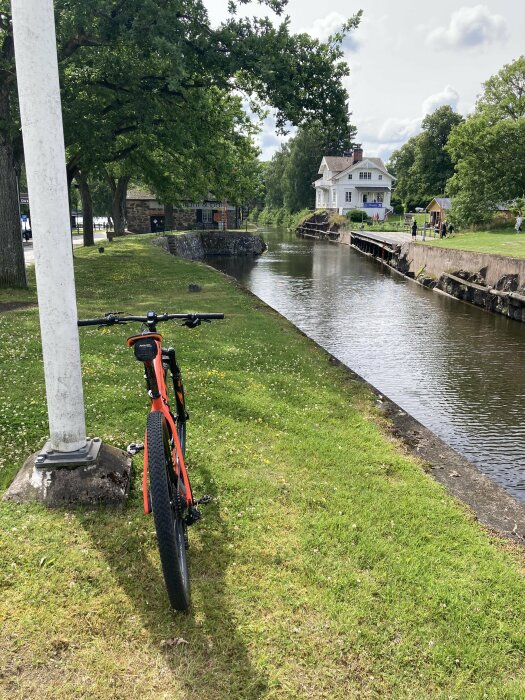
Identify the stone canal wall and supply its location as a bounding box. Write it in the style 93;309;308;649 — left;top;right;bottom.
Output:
155;231;267;260
392;243;525;322
400;243;525;288
325;228;525;323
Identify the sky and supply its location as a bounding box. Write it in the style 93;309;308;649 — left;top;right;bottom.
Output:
203;0;525;163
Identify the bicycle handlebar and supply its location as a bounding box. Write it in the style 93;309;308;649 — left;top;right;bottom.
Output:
78;312;224;327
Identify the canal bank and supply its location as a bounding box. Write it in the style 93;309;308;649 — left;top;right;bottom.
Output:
210;226;525;504
219;267;525;543
340;229;525;322
3;235;525;698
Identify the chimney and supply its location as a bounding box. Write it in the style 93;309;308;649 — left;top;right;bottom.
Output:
352;144;363;164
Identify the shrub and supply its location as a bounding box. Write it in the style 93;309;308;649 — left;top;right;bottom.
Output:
346;209;370;222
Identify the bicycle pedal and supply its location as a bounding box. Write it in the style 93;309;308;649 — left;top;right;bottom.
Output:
127;442;144;456
185;507;202;526
196;495;213;505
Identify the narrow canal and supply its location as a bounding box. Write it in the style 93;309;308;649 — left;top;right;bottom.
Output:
209;226;525;502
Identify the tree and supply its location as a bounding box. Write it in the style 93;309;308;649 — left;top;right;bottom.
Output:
446;56;525;226
387;139;420;210
0;7;26;288
264;145;290;210
414;106;463;197
388;106;463;210
1;0;361;283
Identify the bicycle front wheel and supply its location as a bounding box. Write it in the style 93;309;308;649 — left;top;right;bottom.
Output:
147;410;190;611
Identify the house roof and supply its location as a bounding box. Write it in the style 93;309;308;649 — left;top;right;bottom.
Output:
334;157;393;180
426;197;451;211
319;154;393;178
127;188;157;201
320;156;355;174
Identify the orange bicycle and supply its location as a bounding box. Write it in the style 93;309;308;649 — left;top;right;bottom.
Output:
78;310;224;610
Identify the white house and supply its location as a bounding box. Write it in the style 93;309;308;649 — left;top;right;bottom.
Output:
313;147;395;220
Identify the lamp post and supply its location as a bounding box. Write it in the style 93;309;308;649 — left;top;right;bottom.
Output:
11;0;98;465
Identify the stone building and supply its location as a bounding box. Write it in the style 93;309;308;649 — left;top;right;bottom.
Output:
126;190;240;233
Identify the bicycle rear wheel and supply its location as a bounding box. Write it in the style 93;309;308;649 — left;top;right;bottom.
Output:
147;410;190;611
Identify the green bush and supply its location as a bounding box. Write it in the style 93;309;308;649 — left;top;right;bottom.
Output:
248;207;260;223
346;209;370;222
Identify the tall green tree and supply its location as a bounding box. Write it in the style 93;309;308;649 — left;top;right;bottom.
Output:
0;0;361;284
0;7;25;288
447;56;525;226
388;106;463;210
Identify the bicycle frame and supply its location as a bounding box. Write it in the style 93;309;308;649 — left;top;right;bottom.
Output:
127;333;192;515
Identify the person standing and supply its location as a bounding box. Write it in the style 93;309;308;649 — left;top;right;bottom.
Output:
441;220;447;238
515;213;523;233
411;219;417;239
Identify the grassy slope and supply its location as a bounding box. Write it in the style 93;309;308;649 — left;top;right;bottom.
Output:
1;236;525;699
420;228;525;258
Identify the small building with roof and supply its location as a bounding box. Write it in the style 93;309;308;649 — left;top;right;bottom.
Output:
126;189;240;233
313;146;395;220
426;197;452;229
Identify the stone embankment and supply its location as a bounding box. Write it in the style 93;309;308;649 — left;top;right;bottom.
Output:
392;244;525;322
295;214;525;323
155;230;267;260
296;211;342;241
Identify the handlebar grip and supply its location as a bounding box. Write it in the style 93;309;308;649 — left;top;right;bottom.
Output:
78;318;108;326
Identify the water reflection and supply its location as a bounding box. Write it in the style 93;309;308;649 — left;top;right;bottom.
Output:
209;228;525;500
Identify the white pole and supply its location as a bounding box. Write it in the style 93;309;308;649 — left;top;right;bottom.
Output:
11;0;87;453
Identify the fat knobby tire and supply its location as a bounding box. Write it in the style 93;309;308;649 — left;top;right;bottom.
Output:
147;410;190;611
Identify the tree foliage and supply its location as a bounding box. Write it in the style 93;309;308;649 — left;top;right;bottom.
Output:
387;106;463;209
0;0;361;283
446;56;525;226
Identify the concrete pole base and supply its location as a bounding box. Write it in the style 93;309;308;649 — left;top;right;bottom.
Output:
3;443;132;508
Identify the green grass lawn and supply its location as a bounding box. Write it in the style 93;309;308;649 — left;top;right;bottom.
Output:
421;227;525;258
1;236;525;699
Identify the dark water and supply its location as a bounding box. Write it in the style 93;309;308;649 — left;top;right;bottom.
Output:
209;227;525;501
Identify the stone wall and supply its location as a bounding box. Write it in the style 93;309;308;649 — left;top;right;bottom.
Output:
155;231;266;260
390;243;525;323
400;242;525;288
127;200;197;233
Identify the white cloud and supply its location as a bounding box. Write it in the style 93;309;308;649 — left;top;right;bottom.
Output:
358;85;462;160
377;117;422;143
426;5;508;50
421;85;460;115
303;12;360;51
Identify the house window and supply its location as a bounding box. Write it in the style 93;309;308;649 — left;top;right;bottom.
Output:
202;209;213;224
377;193;384;203
378;175;382;180
348;174;352;180
332;189;336;204
363;194;368;203
359;172;372;180
345;191;352;203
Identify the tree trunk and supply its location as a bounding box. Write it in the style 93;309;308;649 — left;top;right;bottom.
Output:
165;203;174;232
0;89;27;288
109;175;130;237
75;170;94;246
